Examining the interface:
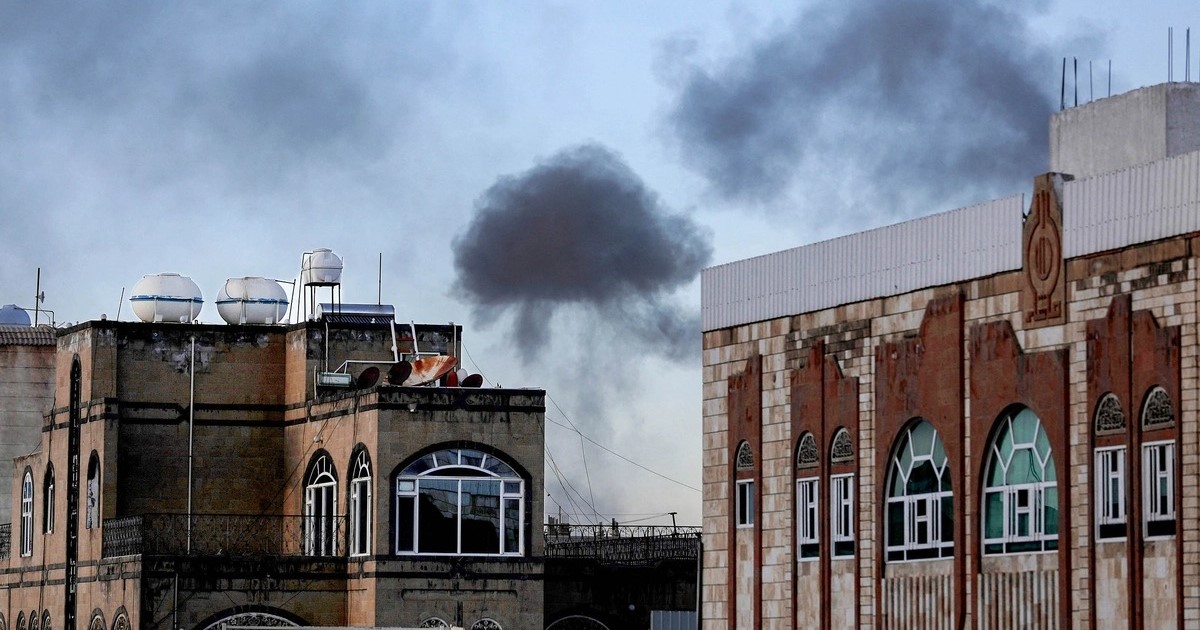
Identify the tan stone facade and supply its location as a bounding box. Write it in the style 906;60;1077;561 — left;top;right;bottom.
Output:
0;318;547;630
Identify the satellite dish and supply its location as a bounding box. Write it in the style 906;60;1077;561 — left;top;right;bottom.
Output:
356;366;380;389
387;361;412;385
461;373;484;388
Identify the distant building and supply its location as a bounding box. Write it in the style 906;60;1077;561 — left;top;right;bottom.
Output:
700;82;1200;628
0;262;698;629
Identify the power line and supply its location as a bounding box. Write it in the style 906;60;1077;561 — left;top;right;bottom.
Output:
545;413;701;493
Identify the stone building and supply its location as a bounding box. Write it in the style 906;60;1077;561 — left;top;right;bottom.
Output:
0;305;548;630
0;290;700;629
700;82;1200;628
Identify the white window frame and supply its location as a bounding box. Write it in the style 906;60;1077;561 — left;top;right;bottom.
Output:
796;477;818;560
981;408;1057;555
736;480;755;528
304;454;338;557
349;450;372;557
1143;440;1175;537
20;470;33;557
831;473;854;558
885;421;953;562
394;448;526;556
1094;446;1126;540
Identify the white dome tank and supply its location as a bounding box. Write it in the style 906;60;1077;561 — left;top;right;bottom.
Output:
129;273;203;323
216;277;289;325
0;304;31;326
302;248;343;285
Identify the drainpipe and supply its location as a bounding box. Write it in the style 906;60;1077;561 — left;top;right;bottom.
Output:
187;336;195;553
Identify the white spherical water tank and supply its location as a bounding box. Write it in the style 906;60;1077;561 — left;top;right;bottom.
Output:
216;277;289;325
129;273;203;323
301;248;343;285
0;304;31;326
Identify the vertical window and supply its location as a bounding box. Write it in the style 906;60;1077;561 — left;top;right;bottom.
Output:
1143;441;1176;538
394;448;525;555
85;453;100;529
982;407;1057;554
42;466;54;534
304;454;338;556
885;419;952;561
736;480;754;528
349;449;372;556
796;477;818;559
831;473;855;557
20;469;33;556
1094;446;1126;539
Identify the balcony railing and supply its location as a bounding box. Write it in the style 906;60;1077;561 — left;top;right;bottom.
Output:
102;514;345;558
544;524;701;565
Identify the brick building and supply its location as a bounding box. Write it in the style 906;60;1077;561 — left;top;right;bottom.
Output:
700;82;1200;628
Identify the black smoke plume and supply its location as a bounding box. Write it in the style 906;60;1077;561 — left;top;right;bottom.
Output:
668;0;1057;216
453;143;711;362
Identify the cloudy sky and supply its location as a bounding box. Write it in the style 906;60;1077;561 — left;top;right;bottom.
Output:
1;1;1194;526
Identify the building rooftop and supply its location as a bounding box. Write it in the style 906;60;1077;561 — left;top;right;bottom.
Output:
0;325;57;346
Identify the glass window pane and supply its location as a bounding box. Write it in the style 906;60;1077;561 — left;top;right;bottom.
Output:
887;502;904;547
910;421;934;458
461;450;485;469
906;461;938;494
417;479;459;553
503;498;521;553
984;492;1004;539
460;480;501;554
1007;449;1036;484
397;496;415;552
940;496;954;542
1043;487;1059;536
1011;409;1037;445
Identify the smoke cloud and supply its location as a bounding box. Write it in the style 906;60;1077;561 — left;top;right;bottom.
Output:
453;143;711;362
668;0;1057;216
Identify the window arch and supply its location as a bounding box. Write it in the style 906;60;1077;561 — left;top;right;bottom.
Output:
27;612;36;630
545;615;611;630
419;618;450;628
830;428;853;464
1142;386;1174;430
795;433;817;469
1094;392;1125;435
14;612;22;630
349;446;373;557
42;465;54;534
735;440;755;471
885;419;952;562
470;619;502;630
20;468;33;556
982;406;1057;554
110;610;130;630
303;452;338;556
86;452;101;529
39;612;48;630
394;447;524;556
87;610;105;630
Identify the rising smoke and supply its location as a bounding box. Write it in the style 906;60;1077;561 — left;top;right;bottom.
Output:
668;0;1057;216
453;143;712;363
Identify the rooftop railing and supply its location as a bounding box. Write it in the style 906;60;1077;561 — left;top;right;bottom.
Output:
544;524;701;565
102;514;345;559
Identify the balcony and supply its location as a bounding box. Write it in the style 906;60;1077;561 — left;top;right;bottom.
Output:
544;524;701;566
102;514;345;558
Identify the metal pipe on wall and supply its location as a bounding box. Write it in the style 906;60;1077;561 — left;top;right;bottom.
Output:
187;336;195;554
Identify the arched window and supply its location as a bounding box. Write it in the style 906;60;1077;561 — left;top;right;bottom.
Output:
303;453;338;556
1094;394;1127;540
885;419;952;562
27;612;36;630
20;468;33;556
39;612;48;630
14;612;22;630
395;447;524;556
419;619;450;628
829;428;855;558
470;619;502;630
982;407;1057;554
349;447;372;556
86;452;101;529
111;611;131;630
736;441;755;471
87;611;105;630
42;465;54;534
1142;386;1176;537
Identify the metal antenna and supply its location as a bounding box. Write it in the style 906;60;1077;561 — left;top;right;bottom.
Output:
1074;57;1078;107
1060;57;1066;110
1108;60;1112;96
1090;60;1094;102
1188;28;1192;81
1169;27;1174;82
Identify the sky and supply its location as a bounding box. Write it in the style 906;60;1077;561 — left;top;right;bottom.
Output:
1;1;1195;527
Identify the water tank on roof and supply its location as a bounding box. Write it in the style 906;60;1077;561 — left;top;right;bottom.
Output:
302;248;343;285
0;304;31;326
216;277;289;325
129;273;203;323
